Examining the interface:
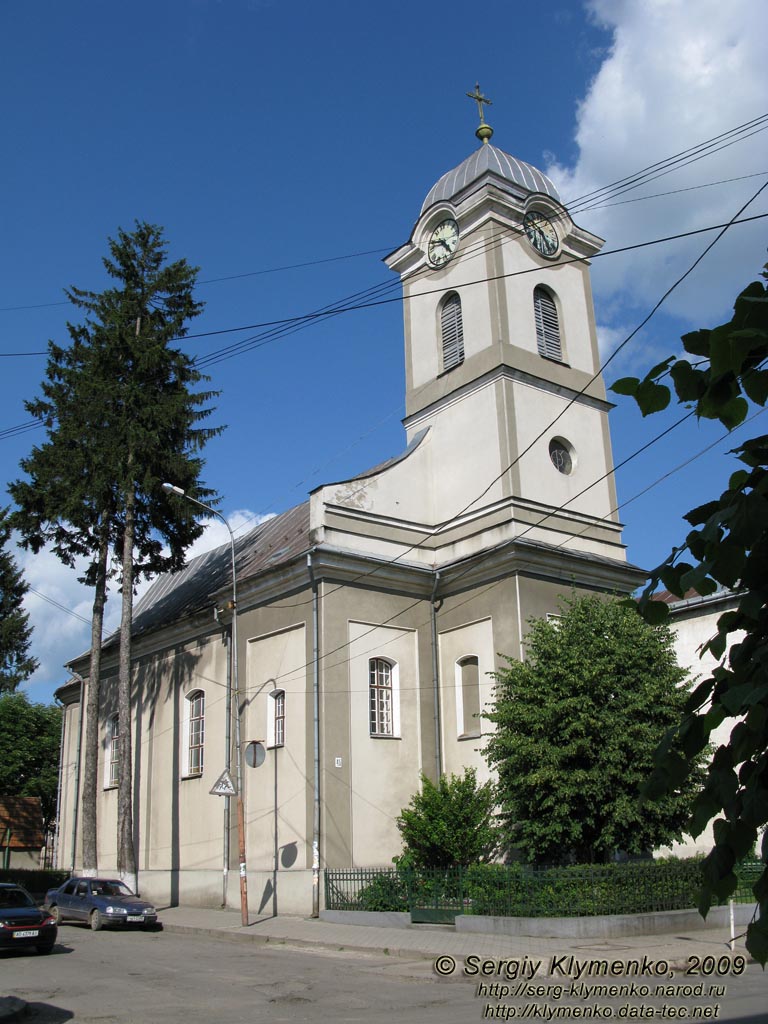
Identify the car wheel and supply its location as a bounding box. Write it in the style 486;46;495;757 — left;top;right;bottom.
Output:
36;943;54;955
49;904;61;925
90;909;103;931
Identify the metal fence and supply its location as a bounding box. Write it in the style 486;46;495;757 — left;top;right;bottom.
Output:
324;861;762;919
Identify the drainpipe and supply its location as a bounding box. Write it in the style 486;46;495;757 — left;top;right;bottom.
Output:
430;572;443;778
69;671;86;874
307;550;321;917
215;605;232;907
53;692;66;869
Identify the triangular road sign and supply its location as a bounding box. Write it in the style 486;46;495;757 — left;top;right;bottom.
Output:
210;769;237;796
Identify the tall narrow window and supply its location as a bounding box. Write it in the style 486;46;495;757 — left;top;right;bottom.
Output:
440;292;464;371
187;690;205;775
268;689;285;748
456;656;481;738
534;286;562;361
108;714;119;787
369;658;394;736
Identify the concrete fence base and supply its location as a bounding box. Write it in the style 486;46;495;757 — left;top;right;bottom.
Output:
320;903;755;939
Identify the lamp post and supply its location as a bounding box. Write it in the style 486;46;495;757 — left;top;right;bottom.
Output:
162;483;249;926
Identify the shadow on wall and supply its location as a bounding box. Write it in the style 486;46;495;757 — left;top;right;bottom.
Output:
130;641;207;907
256;841;299;917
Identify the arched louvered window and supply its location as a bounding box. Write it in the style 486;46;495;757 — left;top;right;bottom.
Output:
534;286;562;361
440;293;464;371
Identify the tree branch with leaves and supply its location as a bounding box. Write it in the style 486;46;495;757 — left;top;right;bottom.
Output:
611;261;768;963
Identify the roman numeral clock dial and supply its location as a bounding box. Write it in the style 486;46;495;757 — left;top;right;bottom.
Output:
523;211;559;257
428;218;459;267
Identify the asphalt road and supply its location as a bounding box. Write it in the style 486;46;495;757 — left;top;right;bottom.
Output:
1;924;766;1023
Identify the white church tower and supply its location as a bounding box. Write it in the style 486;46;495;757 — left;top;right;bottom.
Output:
315;86;627;572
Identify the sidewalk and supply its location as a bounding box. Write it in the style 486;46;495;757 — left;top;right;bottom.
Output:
157;904;752;970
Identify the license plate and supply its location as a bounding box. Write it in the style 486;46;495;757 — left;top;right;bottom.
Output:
126;915;143;922
14;929;39;938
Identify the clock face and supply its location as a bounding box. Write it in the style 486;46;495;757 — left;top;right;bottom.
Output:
428;218;459;267
523;211;558;257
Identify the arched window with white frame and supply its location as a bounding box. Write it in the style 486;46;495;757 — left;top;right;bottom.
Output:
105;714;119;788
533;285;563;361
369;658;401;737
440;292;464;372
182;690;205;777
455;656;481;739
267;688;286;748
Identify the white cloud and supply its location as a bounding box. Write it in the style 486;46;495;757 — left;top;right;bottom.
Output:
16;509;273;704
548;0;768;330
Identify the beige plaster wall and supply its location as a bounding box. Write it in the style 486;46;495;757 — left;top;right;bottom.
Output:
243;623;309;873
347;620;421;867
438;616;495;785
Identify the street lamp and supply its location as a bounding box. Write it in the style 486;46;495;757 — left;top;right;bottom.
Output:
162;483;249;926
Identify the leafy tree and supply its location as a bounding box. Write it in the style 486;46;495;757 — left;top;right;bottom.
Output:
0;508;37;693
610;261;768;963
483;595;703;866
0;693;61;832
396;768;499;868
10;222;222;889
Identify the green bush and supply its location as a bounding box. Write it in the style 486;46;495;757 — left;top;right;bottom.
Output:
326;857;760;918
0;868;69;900
355;873;408;912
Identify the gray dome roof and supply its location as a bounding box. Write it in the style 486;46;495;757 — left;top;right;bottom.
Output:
421;143;560;214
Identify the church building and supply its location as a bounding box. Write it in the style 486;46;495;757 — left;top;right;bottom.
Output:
55;97;645;915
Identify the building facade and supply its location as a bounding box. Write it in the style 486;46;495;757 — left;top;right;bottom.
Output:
56;121;644;913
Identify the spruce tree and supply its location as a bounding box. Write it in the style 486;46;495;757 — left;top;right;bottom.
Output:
0;508;38;693
11;222;222;887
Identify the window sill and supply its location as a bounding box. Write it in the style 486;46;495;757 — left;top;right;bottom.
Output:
369;733;401;740
457;732;482;741
540;354;570;367
103;783;117;791
437;361;464;379
181;772;203;781
267;743;284;750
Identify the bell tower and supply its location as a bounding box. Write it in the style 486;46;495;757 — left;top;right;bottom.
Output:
383;90;625;561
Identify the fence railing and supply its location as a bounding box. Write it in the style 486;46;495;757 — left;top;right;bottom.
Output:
324;861;762;919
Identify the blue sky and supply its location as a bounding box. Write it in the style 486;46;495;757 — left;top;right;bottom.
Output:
2;0;766;703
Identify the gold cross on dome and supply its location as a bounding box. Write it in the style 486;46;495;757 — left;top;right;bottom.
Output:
466;82;492;124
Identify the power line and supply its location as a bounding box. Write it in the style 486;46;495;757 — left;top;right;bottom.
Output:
3;210;764;444
1;112;765;324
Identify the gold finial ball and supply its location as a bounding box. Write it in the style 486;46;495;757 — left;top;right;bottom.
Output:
476;122;494;145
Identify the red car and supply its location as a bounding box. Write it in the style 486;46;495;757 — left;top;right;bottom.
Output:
0;883;57;955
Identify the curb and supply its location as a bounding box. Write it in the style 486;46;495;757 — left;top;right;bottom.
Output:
160;921;434;960
0;997;29;1022
159;922;748;974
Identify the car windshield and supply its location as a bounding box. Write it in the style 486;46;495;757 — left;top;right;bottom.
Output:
92;881;133;898
0;887;35;908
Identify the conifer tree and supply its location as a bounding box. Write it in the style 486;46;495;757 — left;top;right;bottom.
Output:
0;507;38;693
11;222;222;887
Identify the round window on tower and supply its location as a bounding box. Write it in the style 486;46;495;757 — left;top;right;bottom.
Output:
549;437;575;475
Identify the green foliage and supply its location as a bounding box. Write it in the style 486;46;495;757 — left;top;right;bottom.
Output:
9;222;223;876
0;508;37;693
396;768;499;868
484;596;704;865
356;873;409;912
0;869;69;900
609;262;768;963
0;693;62;830
325;858;760;918
10;221;222;585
